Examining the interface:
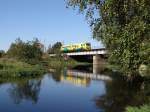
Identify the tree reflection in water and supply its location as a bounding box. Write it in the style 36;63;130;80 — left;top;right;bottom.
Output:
8;78;42;104
93;75;150;112
50;68;63;82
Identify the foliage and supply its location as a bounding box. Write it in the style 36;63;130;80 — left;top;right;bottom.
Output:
47;42;62;54
66;0;150;76
0;76;43;104
7;38;43;64
46;57;79;69
8;78;41;104
0;50;5;58
126;104;150;112
0;58;45;78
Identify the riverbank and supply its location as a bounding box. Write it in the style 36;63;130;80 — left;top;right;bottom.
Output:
0;57;88;78
0;58;46;78
45;57;90;69
105;63;150;78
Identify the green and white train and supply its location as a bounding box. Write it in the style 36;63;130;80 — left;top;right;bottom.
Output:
61;43;91;52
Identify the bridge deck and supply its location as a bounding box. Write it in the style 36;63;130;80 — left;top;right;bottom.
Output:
49;48;107;56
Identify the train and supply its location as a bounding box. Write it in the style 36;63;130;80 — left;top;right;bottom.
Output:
60;42;91;52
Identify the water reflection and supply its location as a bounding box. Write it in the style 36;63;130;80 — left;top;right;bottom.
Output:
0;77;42;105
50;67;112;87
8;79;41;104
50;66;150;112
61;72;91;87
94;78;150;112
51;68;62;82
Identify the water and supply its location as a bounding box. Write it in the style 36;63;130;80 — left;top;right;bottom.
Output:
0;66;149;112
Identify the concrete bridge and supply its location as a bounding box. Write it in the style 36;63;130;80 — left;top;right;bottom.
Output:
49;48;107;65
64;48;106;56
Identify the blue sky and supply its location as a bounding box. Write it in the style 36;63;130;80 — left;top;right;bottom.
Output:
0;0;102;51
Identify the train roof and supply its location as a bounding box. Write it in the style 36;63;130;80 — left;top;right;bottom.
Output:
62;42;91;47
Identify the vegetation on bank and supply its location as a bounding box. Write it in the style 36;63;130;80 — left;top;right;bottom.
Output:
105;63;150;78
0;39;82;77
126;104;150;112
46;56;89;69
0;73;43;85
7;38;43;65
0;38;47;77
0;50;5;58
0;58;45;78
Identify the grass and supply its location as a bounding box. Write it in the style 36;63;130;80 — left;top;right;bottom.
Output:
0;74;43;85
0;58;46;78
0;56;88;78
45;57;89;69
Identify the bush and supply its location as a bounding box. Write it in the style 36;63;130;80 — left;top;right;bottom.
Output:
126;104;150;112
7;38;43;64
0;50;5;58
0;58;46;78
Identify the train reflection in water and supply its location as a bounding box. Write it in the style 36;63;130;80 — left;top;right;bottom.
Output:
60;68;112;87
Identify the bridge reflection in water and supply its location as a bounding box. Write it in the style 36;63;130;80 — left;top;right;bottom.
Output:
60;65;112;87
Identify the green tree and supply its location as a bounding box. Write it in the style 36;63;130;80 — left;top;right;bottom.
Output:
126;104;150;112
0;50;5;58
7;38;43;64
47;42;62;54
66;0;150;76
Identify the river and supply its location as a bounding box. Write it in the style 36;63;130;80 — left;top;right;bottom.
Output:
0;65;149;112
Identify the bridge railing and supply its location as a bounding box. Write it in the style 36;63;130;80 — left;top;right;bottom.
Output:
49;48;107;57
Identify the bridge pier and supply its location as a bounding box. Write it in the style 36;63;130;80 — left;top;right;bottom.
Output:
93;55;105;74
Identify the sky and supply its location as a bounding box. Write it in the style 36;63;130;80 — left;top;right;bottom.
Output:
0;0;103;51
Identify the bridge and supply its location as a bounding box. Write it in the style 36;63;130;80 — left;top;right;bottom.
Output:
49;48;106;56
63;48;106;56
49;48;107;65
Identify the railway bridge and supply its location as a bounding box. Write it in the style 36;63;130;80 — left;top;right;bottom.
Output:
49;48;107;68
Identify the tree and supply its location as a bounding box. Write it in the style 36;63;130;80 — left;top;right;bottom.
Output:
7;38;43;64
47;42;62;54
47;44;52;54
0;50;5;58
66;0;150;76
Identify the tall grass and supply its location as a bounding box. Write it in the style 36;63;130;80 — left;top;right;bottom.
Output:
0;58;45;78
46;57;81;69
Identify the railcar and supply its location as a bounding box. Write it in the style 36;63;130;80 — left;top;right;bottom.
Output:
61;43;91;52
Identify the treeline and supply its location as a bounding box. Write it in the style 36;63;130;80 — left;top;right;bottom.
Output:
1;38;63;64
0;50;5;58
0;38;46;77
0;38;78;70
47;42;62;54
6;38;43;64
